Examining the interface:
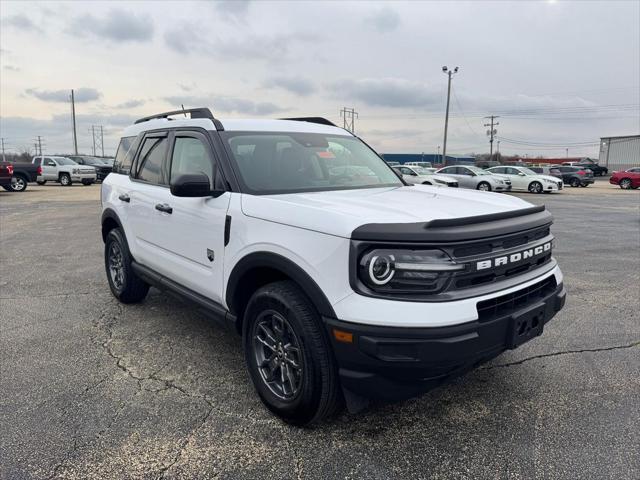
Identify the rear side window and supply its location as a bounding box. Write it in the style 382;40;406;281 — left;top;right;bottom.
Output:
136;137;168;185
113;136;137;174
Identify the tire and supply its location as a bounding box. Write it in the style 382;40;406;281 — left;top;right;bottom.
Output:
104;228;150;304
477;182;491;192
579;183;587;188
82;180;93;186
37;180;47;185
570;177;581;188
528;181;543;194
59;173;71;186
619;178;633;190
2;185;12;192
422;181;432;185
243;280;341;426
9;175;28;192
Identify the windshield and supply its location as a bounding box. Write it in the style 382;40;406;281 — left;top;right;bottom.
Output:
467;166;492;175
84;157;106;165
222;132;403;194
55;158;77;166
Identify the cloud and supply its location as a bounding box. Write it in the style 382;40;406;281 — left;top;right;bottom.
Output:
25;87;102;103
2;13;42;32
163;95;286;116
164;24;315;61
68;9;153;42
365;7;401;33
214;0;251;22
264;76;316;96
114;99;146;109
328;78;440;108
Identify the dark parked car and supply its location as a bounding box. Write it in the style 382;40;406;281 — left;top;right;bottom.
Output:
529;166;563;180
609;168;640;189
3;162;41;192
564;159;608;176
67;155;112;181
556;165;595;187
0;161;14;191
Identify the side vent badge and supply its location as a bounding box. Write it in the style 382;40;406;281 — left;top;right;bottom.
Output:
207;249;215;262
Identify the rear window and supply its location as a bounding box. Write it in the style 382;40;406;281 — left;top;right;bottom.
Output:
113;136;137;174
549;168;561;174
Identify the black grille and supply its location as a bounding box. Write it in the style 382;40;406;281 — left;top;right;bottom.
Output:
476;275;557;322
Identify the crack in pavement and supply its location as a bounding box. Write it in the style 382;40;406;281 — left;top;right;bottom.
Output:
482;341;640;370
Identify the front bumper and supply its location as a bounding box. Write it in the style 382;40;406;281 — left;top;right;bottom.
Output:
326;279;566;401
71;173;97;182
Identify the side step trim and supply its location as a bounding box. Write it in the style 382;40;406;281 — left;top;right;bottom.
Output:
131;261;237;330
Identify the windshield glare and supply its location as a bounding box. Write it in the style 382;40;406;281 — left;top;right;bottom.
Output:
223;133;403;194
56;158;77;166
468;166;491;175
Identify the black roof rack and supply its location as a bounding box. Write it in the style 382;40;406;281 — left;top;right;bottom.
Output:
281;117;337;127
134;107;224;131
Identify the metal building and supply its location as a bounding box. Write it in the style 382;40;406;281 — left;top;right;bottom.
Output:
599;135;640;172
381;153;475;167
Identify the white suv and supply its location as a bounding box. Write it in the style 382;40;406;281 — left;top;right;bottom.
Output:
101;108;566;425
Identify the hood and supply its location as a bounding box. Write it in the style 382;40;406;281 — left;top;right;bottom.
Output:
241;185;533;238
537;174;562;183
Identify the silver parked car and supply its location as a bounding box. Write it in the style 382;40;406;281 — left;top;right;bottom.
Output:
393;165;458;187
435;165;511;192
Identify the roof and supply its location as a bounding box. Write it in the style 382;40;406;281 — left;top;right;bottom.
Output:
599;134;640;140
122;117;352;138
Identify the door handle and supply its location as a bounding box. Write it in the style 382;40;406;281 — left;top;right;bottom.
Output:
118;194;130;203
155;203;173;214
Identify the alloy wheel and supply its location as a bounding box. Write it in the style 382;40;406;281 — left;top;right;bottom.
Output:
108;242;125;291
252;310;304;401
620;179;632;189
11;177;26;192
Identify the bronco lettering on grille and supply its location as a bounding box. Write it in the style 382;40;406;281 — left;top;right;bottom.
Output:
476;242;551;271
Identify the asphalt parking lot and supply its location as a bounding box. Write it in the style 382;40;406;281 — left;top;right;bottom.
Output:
1;180;639;480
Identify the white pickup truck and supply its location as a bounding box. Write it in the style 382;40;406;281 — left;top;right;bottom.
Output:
33;156;97;186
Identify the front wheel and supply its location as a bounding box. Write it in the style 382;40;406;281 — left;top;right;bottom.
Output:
104;228;149;303
59;173;71;186
477;182;491;191
81;180;94;186
619;178;632;190
243;281;341;426
528;181;543;194
570;178;581;188
37;180;47;185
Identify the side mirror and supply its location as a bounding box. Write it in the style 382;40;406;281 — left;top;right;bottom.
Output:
170;173;224;198
518;172;526;176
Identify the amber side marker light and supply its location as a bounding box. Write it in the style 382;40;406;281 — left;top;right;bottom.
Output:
333;329;353;343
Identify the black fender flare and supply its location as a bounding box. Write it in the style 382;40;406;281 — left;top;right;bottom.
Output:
226;251;337;319
101;208;125;242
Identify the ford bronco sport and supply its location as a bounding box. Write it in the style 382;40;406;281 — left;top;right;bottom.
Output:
101;108;566;425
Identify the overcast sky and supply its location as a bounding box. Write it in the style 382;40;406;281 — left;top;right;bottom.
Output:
1;0;638;158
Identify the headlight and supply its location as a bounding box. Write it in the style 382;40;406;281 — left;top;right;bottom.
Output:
434;179;446;184
495;179;504;184
357;248;464;295
72;168;78;174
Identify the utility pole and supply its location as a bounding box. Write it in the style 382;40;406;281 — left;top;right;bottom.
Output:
497;140;501;158
437;145;441;163
70;89;78;155
100;125;104;157
90;126;96;156
441;66;459;166
484;115;500;159
1;138;5;161
566;148;569;159
36;136;43;156
340;107;358;133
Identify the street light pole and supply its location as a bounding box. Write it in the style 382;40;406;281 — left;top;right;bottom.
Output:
441;66;459;166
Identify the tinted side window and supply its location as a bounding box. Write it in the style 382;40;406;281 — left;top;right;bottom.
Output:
170;137;213;184
136;137;168;185
492;167;505;174
113;136;137;174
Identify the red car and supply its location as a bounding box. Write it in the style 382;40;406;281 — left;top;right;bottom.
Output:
609;168;640;190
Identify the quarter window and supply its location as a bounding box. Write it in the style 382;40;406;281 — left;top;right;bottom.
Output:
170;137;213;183
137;137;168;184
113;136;137;174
